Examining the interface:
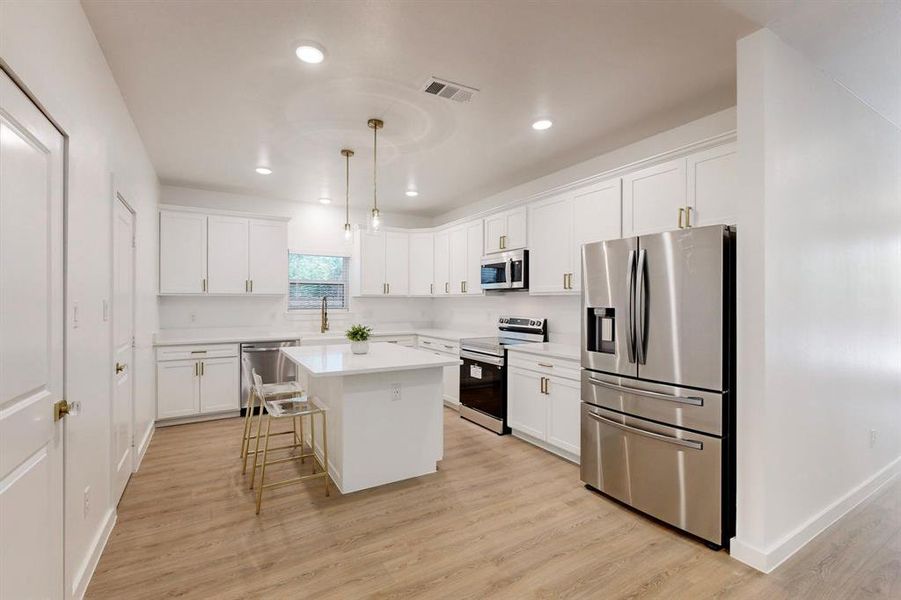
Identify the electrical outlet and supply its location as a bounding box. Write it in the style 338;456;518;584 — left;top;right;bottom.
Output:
83;486;90;517
391;383;401;402
869;429;878;448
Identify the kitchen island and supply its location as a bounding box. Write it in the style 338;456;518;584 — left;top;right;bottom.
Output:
280;342;461;493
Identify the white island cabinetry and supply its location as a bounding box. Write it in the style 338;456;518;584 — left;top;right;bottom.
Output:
282;343;460;494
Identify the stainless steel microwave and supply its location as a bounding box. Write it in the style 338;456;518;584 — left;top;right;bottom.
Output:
481;249;528;290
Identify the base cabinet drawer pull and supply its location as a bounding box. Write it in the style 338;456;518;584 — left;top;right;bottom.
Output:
678;207;685;229
586;411;703;450
537;362;554;368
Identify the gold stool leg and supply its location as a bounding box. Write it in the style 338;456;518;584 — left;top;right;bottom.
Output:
255;414;273;515
250;399;266;488
240;388;253;457
322;411;329;497
242;390;259;474
310;411;316;475
300;415;306;463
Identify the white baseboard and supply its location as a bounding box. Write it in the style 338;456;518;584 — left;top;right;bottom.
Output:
731;455;901;573
133;421;154;472
511;429;579;465
442;398;460;410
71;508;116;600
155;410;240;427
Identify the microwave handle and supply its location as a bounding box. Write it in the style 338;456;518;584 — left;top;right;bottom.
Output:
505;258;512;286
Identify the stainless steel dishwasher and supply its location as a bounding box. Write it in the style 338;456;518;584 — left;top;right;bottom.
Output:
240;340;301;411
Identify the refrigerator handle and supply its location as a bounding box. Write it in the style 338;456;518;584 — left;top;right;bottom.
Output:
636;248;648;364
626;250;636;363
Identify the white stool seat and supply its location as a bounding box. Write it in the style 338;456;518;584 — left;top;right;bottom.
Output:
260;381;303;396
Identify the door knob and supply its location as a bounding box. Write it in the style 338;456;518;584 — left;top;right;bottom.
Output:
53;399;80;421
115;362;126;374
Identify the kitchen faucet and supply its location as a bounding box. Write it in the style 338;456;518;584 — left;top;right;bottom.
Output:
320;296;329;333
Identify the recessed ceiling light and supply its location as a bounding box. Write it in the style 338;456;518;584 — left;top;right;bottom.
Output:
319;197;331;205
295;43;325;64
255;166;272;175
405;190;419;197
531;119;553;131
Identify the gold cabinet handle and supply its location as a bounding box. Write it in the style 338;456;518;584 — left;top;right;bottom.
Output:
194;362;199;376
200;361;204;376
430;283;433;295
115;362;126;374
678;207;685;229
685;206;692;228
250;279;253;292
202;278;207;292
445;282;449;294
538;362;554;368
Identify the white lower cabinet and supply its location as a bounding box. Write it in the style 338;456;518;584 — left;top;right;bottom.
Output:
156;344;240;421
418;336;460;407
508;358;581;461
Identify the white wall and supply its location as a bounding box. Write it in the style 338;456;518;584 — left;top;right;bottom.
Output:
159;185;434;333
732;28;901;572
0;1;159;597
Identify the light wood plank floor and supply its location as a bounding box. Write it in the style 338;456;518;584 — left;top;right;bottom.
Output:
88;409;900;599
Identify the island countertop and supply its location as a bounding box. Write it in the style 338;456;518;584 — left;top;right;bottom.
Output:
281;342;461;377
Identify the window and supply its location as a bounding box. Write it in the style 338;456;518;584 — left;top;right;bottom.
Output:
288;253;349;311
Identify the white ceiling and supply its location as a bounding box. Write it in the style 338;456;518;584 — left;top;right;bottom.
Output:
82;0;755;216
725;0;901;129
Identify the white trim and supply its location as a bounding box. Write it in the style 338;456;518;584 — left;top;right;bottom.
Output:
71;508;116;600
433;130;736;230
158;203;291;222
730;455;901;573
511;429;579;465
133;421;154;472
155;410;241;427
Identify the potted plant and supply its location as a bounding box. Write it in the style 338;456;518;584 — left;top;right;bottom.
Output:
346;324;373;355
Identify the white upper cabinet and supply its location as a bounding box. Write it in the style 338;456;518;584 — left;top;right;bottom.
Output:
448;226;468;295
464;220;483;295
433;230;451;295
622;157;687;237
484;206;527;253
159;208;287;296
687;142;737;227
385;231;409;296
409;232;435;296
528;193;573;295
207;216;250;294
528;177;622;295
248;218;287;294
570;178;622;292
159;211;207;294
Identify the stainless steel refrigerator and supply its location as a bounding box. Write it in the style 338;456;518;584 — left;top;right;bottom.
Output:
580;224;735;548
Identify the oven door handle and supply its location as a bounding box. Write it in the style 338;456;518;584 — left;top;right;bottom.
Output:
460;350;504;367
585;409;703;450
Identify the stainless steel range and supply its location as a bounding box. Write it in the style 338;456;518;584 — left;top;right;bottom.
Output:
459;317;547;434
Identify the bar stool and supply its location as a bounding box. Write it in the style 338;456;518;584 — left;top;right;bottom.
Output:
250;372;329;514
240;357;303;471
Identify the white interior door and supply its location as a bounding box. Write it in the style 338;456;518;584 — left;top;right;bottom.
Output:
0;70;65;599
111;194;135;504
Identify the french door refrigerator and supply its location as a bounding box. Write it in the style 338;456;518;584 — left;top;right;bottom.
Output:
580;224;735;548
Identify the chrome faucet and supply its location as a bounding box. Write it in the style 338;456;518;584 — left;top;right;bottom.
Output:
320;296;329;333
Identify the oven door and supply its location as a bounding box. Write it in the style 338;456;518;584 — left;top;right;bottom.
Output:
459;350;507;433
480;258;511;289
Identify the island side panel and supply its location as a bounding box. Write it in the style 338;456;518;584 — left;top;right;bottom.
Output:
314;366;443;494
306;374;344;491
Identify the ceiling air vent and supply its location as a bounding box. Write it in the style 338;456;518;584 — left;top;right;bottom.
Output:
421;77;478;103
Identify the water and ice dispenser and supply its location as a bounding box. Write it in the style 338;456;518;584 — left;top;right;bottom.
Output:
587;307;615;354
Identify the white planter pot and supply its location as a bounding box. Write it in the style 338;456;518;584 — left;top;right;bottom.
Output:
350;340;370;354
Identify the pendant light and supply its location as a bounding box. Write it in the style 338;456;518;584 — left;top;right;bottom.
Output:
340;148;354;240
367;118;384;230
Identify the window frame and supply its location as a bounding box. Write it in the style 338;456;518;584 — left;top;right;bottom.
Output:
285;252;351;315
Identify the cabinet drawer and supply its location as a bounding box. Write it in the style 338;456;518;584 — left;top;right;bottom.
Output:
156;343;239;362
508;354;580;381
418;337;459;355
372;335;416;348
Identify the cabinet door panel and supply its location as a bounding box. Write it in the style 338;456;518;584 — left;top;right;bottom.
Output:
465;221;483;295
359;230;387;295
443;362;460;405
622;158;686;237
507;368;547;439
207;216;249;293
528;194;572;294
448;227;468;295
199;356;239;413
385;231;409;296
159;211;206;294
484;214;505;254
433;231;450;295
547;376;581;456
688;143;737;227
504;207;527;250
157;360;199;419
409;233;435;296
571;178;622;292
248;219;287;294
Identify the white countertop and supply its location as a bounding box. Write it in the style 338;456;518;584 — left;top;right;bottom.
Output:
153;326;491;346
507;342;581;362
281;342;461;377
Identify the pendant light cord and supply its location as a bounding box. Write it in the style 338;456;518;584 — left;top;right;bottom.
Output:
345;151;350;225
372;123;378;213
